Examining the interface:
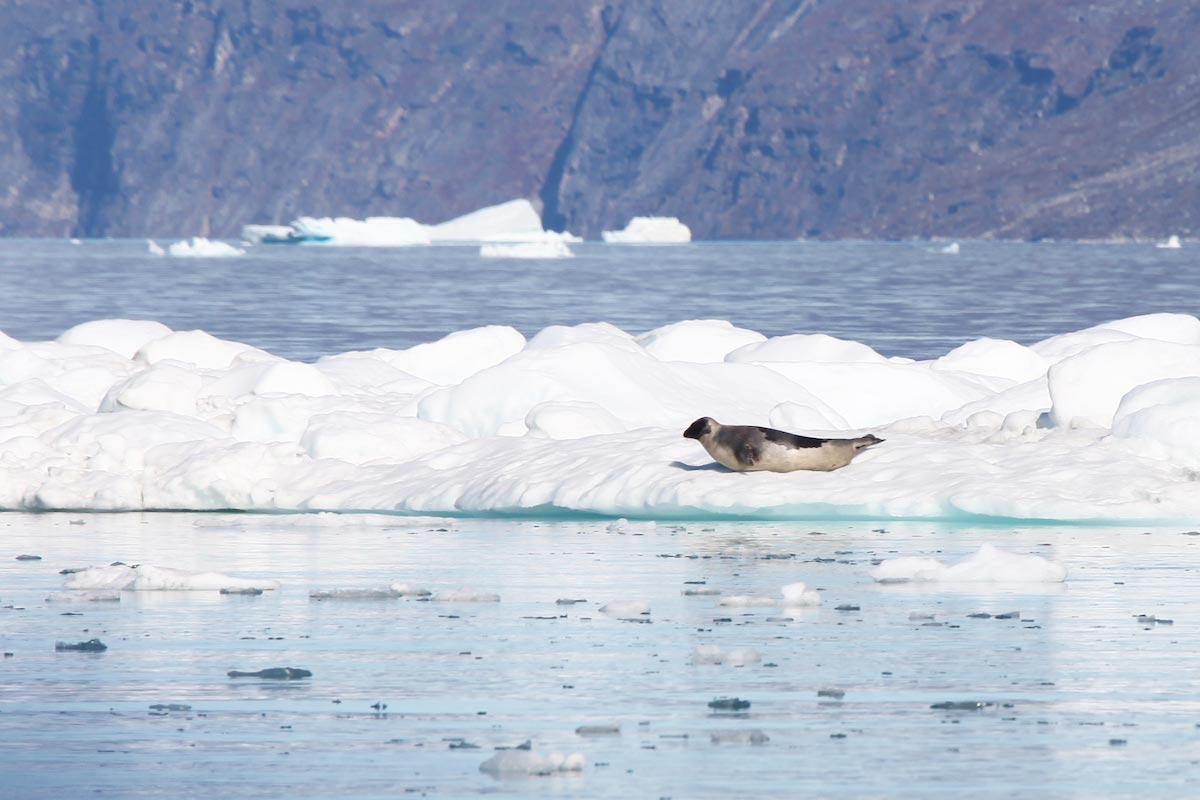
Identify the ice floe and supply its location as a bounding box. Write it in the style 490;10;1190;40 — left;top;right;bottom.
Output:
719;582;821;608
1156;235;1182;250
479;240;573;259
602;216;692;244
869;543;1067;584
2;313;1200;522
63;564;280;592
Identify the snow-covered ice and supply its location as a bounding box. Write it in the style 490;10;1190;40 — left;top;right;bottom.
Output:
2;313;1200;522
1156;235;1182;250
478;749;585;776
602;216;692;244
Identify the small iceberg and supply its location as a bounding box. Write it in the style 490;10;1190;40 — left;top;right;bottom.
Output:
940;242;960;255
164;237;245;257
602;216;691;244
1156;235;1182;249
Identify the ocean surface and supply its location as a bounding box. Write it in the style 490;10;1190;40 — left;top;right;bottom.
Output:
2;238;1198;797
0;238;1195;361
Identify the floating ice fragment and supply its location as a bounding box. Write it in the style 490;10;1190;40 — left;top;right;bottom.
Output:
45;590;121;603
1156;235;1182;249
606;519;657;534
433;589;500;602
65;564;279;592
166;237;245;257
479;240;573;259
479;749;585;776
227;667;312;679
692;645;761;666
575;723;620;735
711;730;770;745
309;587;403;600
870;543;1066;584
599;600;650;618
56;639;107;652
782;583;822;607
707;697;751;711
939;241;961;255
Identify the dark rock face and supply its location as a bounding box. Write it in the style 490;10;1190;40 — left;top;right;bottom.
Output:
1;0;1197;240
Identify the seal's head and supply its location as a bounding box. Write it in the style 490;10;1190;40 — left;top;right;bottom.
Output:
683;417;715;440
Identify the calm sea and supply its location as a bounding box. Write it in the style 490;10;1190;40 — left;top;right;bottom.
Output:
0;238;1195;359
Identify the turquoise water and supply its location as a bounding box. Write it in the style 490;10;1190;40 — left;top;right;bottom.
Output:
0;239;1195;360
2;513;1198;798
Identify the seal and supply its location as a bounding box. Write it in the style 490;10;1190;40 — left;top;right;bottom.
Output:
683;416;883;472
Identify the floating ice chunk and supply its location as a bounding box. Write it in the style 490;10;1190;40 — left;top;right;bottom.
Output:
780;581;821;607
602;216;691;243
637;320;766;364
166;237;245;257
147;239;165;256
1156;234;1182;249
939;242;960;255
870;543;1066;584
480;240;573;259
692;645;761;666
64;564;279;592
599;599;650;618
711;730;770;744
720;582;820;608
309;587;403;600
45;590;121;603
719;595;779;608
606;518;656;534
433;589;500;602
388;583;433;597
479;749;585;776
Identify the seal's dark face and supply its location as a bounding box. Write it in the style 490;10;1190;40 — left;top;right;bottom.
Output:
683;417;712;439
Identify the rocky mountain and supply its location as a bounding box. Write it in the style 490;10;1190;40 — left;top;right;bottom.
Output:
2;0;1197;240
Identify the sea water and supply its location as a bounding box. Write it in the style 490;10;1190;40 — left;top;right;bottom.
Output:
0;238;1195;361
1;239;1199;796
3;513;1200;798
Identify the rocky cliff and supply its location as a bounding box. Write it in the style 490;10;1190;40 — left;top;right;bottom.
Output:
2;0;1197;240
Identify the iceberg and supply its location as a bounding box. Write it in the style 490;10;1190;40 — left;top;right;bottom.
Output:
243;199;579;247
602;216;692;244
2;313;1200;522
1156;235;1182;249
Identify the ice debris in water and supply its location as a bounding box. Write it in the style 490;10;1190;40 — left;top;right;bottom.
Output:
227;667;312;679
45;590;121;603
711;730;770;745
307;582;432;600
432;589;500;602
164;237;245;257
64;564;280;592
56;639;107;652
479;749;585;776
692;645;762;666
869;543;1067;583
720;581;821;608
606;518;657;534
598;599;650;619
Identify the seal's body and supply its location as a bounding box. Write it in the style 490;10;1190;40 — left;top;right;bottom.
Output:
683;417;882;473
